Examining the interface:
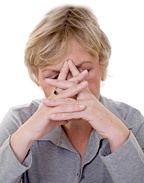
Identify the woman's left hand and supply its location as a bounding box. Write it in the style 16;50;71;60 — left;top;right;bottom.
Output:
44;60;130;152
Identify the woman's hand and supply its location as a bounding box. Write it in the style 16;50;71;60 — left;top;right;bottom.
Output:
45;60;130;153
10;61;88;163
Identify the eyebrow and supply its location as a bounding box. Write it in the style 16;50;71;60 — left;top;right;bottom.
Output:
77;61;93;67
41;61;93;73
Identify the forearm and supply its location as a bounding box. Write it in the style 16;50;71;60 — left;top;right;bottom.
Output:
105;111;130;153
87;101;130;153
10;125;34;163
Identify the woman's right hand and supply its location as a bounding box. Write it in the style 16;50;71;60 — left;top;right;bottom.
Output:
20;60;88;141
10;61;88;163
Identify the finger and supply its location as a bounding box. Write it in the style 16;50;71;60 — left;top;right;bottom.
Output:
43;98;76;107
69;69;88;83
55;120;68;126
68;60;79;76
47;81;88;99
46;70;88;89
50;103;86;114
58;61;69;80
49;111;83;121
46;78;76;89
56;81;88;99
53;61;69;95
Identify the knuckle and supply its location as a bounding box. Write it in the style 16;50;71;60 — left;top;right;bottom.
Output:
67;98;75;103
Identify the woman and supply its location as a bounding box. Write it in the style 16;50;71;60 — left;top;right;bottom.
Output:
0;5;144;183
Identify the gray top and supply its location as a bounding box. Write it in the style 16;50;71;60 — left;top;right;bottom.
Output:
0;96;144;183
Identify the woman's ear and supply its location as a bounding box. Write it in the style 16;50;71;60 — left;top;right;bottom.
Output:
37;81;41;87
101;69;107;81
36;77;40;86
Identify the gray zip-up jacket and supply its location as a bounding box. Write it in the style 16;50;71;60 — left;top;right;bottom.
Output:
0;96;144;183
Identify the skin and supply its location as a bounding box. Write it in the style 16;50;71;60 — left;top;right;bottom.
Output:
38;39;102;99
10;39;130;162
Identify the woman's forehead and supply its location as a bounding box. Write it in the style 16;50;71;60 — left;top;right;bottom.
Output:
42;40;97;67
40;59;97;74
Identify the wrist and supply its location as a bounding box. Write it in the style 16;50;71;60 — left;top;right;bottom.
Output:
10;125;34;163
108;127;130;153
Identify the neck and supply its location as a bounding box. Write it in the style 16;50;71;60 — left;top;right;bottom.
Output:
63;119;92;135
62;119;93;159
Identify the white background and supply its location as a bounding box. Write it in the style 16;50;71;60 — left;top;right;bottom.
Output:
0;0;144;121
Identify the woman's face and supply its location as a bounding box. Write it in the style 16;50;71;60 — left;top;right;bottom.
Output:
37;39;103;99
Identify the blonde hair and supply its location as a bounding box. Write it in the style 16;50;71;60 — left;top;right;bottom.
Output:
25;5;111;84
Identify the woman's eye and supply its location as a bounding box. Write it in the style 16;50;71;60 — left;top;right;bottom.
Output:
52;75;58;79
45;73;59;79
79;68;91;73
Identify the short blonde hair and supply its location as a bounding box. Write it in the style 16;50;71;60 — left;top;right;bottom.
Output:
25;5;111;84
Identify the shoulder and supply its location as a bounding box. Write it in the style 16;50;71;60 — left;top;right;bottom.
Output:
100;95;137;116
1;99;42;128
10;99;41;115
0;99;42;143
9;99;42;122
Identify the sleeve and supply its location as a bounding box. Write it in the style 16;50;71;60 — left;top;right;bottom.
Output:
0;108;32;183
99;110;144;183
0;137;32;183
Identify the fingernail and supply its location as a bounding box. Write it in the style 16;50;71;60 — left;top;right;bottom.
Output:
68;59;73;64
49;114;56;119
46;78;53;82
63;61;68;65
82;70;88;74
79;105;85;109
81;81;87;85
